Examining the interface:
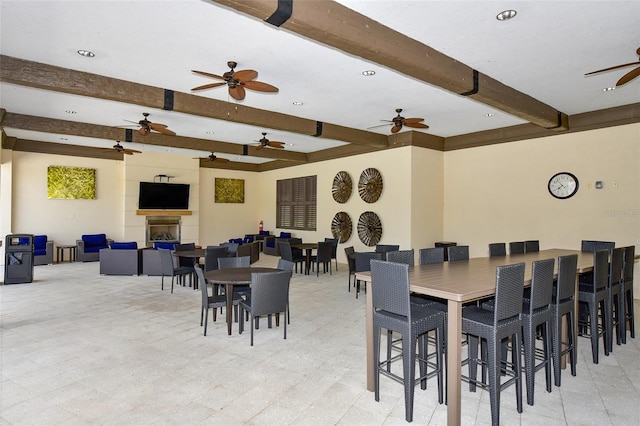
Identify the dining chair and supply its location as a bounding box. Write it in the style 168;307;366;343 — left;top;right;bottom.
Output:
324;237;339;270
354;252;384;299
578;249;610;364
621;245;635;342
158;248;193;293
386;249;415;266
277;258;294;325
344;246;356;292
419;247;444;265
521;258;554;405
463;262;525;426
447;245;469;262
218;256;251;299
175;242;197;289
311;241;334;276
238;270;291;346
370;259;445;422
488;243;506;257
375;244;400;260
551;254;578;386
278;241;305;274
195;265;240;336
509;241;525;255
524;240;540;253
204;246;228;272
607;247;625;351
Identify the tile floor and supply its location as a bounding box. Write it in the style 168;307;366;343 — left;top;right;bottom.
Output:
1;255;639;425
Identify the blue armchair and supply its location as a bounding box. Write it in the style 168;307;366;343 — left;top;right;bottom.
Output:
33;234;54;265
76;234;112;262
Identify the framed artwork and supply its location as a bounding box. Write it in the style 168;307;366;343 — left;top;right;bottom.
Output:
47;166;96;199
215;178;245;203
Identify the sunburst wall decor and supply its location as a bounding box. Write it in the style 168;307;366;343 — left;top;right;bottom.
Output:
331;211;353;243
332;171;352;203
358;168;383;203
357;211;382;246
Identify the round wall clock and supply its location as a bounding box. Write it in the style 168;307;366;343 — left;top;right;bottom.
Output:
331;211;353;243
548;172;579;199
331;171;352;203
357;211;382;246
358;168;383;203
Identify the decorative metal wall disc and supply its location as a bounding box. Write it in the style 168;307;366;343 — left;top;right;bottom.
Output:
358;168;383;203
357;211;382;246
331;212;353;243
332;171;352;203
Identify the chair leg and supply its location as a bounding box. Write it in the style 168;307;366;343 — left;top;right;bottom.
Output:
373;324;382;402
513;332;523;414
401;332;417;422
543;321;552;394
487;337;501;426
523;322;536;406
200;306;204;326
203;306;209;336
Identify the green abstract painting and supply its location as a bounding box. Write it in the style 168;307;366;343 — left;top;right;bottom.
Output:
215;178;244;203
47;166;96;199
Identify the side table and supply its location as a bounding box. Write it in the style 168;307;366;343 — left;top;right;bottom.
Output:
56;244;77;263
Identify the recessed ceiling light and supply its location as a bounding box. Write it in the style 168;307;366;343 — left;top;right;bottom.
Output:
603;87;616;92
292;101;304;106
65;110;77;114
362;70;376;76
77;49;95;58
496;10;517;21
59;137;68;141
485;113;495;117
205;130;215;135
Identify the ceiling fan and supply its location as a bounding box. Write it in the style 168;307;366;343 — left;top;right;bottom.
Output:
191;61;279;101
370;108;429;133
102;141;141;155
124;112;176;136
193;152;230;163
255;132;285;150
585;47;640;87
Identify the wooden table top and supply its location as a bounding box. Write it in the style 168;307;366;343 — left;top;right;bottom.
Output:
291;242;318;249
172;248;205;257
358;249;594;303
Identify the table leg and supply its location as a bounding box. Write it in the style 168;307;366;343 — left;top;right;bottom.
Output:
446;300;463;426
366;278;374;391
226;283;233;335
305;248;312;275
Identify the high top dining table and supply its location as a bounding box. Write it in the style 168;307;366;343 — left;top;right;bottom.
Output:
204;266;281;335
291;242;318;275
355;249;595;426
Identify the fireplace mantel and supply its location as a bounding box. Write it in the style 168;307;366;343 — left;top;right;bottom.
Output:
136;210;192;216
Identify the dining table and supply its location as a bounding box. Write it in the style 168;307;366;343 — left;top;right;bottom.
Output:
291;242;318;275
204;266;281;335
173;248;206;287
355;248;595;426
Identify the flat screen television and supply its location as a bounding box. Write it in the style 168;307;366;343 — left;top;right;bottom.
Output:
138;182;190;210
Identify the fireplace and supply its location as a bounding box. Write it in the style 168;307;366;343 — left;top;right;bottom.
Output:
146;216;181;247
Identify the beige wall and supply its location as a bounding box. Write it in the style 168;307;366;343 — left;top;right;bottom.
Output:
198;166;260;246
443;123;639;257
7;151;123;246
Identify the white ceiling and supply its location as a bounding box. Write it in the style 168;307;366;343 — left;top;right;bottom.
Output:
1;0;639;163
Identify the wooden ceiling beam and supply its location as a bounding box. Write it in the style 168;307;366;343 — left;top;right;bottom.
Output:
6;138;124;160
0;55;388;148
212;0;568;131
2;112;307;162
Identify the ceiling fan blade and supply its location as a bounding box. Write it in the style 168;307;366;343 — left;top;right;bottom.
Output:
243;80;279;93
123;150;134;155
138;127;150;136
124;149;142;154
403;117;425;124
405;122;429;129
268;142;285;149
585;61;640;75
367;123;392;130
391;125;402;133
616;66;640;86
215;157;230;163
234;69;258;81
229;85;246;100
191;82;226;91
191;70;225;80
148;122;176;136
